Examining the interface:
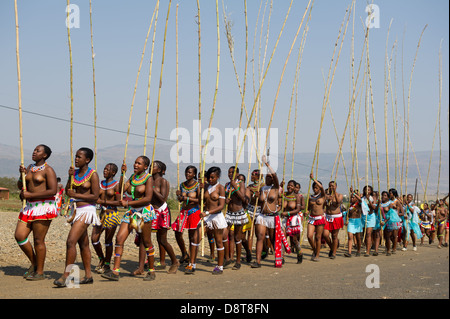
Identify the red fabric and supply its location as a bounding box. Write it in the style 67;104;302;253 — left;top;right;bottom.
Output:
18;211;58;223
324;215;344;231
275;215;291;268
152;204;171;230
172;207;201;232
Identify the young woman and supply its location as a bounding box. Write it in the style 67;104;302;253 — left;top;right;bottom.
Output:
323;181;343;260
252;157;282;268
224;166;247;270
244;169;264;262
344;191;362;257
174;165;202;274
91;163;122;274
372;191;384;256
381;189;402;256
54;148;100;287
15;144;58;281
419;203;432;245
307;173;326;262
390;188;404;253
200;166;227;274
101;156;156;281
149;161;179;273
436;198;449;248
361;185;376;257
281;180;304;263
403;194;423;251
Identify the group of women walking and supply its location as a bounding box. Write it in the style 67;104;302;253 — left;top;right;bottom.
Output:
14;144;449;287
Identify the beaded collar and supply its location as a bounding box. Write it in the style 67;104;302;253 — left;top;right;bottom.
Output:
100;179;118;190
225;180;240;196
30;162;47;173
283;193;297;201
130;173;151;200
180;180;199;193
72;167;95;187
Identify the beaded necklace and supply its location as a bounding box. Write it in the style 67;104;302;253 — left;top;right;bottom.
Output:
72;167;95;187
30;162;47;173
247;181;263;192
225;181;240;196
283;193;297;201
309;192;322;202
100;179;118;190
130;172;151;200
180;180;199;193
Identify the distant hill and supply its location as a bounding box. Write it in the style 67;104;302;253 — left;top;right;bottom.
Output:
1;143;448;198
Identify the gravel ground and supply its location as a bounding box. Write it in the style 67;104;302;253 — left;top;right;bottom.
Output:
0;211;448;303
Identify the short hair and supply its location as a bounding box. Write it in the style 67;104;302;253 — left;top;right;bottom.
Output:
138;155;150;167
206;166;221;179
288;180;296;186
229;166;239;173
78;147;94;161
312;180;322;189
106;163;118;175
38;144;52;160
389;188;398;198
153;160;166;175
185;165;198;179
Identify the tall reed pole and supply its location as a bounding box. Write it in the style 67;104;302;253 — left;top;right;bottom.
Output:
121;1;159;197
196;0;205;256
303;2;353;228
436;40;443;199
384;19;393;190
89;0;98;170
175;4;180;210
14;0;26;208
67;0;74;186
143;2;160;156
200;0;220;182
150;0;172;176
405;25;427;195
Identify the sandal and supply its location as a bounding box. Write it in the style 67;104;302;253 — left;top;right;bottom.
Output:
251;262;261;268
53;276;67;288
184;265;195;275
232;263;241;270
143;270;156;281
23;265;36;279
101;270;120;281
26;272;45;281
212;266;223;275
130;269;145;277
344;252;352;257
80;277;94;285
167;262;180;274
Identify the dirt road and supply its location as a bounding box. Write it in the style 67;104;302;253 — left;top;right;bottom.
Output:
0;211;448;302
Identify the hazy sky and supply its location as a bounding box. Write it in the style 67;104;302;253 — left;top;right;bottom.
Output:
1;0;448;168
